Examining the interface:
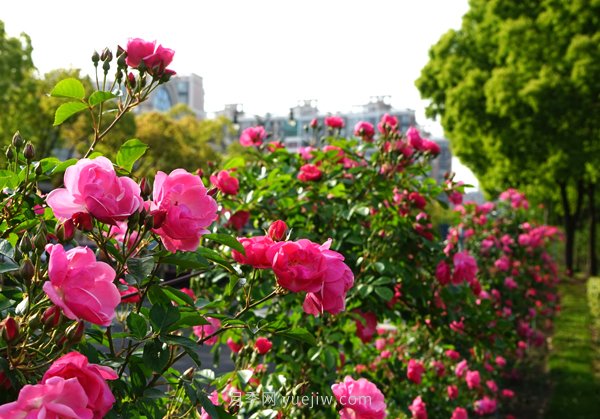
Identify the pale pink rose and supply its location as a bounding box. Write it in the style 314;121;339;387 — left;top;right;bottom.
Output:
452;251;478;284
149;169;218;252
232;236;275;269
239;126;266;147
324;116;344;129
46;156;143;225
331;376;387;419
210;170;239;195
354;311;378;343
297;164;323;182
435;260;451;285
43;244;120;326
266;239;327;293
474;397;497;415
255;337;272;354
465;370;481;389
125;38;156;67
451;407;468;419
407;359;425;384
354;121;375;142
193;317;221;345
455;359;468;377
378;114;398;134
298;146;316;160
408;396;427;419
0;376;93;418
375;338;387;351
42;351;117;418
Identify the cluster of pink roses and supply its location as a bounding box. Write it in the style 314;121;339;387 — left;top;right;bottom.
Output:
46;157;218;253
125;37;175;78
0;352;116;418
232;221;354;315
332;376;387;419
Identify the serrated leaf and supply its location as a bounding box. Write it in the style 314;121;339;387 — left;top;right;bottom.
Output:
374;286;394;301
204;233;245;253
54;101;88;126
149;304;180;333
116;139;148;172
88;90;117;106
50;78;85;99
127;312;148;339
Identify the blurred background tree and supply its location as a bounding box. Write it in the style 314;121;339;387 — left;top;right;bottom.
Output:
417;0;600;275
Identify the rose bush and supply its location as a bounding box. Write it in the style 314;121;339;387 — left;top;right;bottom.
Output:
0;38;560;418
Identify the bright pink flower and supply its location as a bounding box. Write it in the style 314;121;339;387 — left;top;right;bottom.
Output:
409;192;427;209
406;127;424;150
378;114;398;134
486;380;498;392
449;191;463;205
375;338;387;351
435;261;451;285
143;44;175;76
495;356;506;368
267;141;284;152
354;311;378;343
474;397;497;415
239;126;266;147
125;38;156;68
226;210;250;231
408;396;427;419
432;360;445;377
447;385;458;399
233;236;275;268
180;287;197;301
354;121;375;142
422;139;441;155
407;359;425;384
266;239;327;293
43;244;120;326
504;276;518;289
119;279;141;304
466;370;481;389
502;389;515;398
210;170;239;195
298;164;323;182
227;337;242;353
331;376;387;419
42;351;117;418
452;251;477;285
46;157;143;225
255;337;273;354
445;349;460;360
298;146;316;160
200;390;220;419
309;118;319;129
0;376;93;418
495;256;510;271
268;220;288;241
451;407;468;419
455;360;468;377
324;116;344;129
193;317;221;345
149;169;218;252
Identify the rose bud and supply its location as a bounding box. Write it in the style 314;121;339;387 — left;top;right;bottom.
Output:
267;220;288;241
255;337;273;355
1;317;20;343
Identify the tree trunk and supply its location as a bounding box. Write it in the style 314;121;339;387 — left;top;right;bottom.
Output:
559;180;585;276
589;182;598;276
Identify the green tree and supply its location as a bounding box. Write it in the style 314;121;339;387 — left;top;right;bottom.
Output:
416;0;600;274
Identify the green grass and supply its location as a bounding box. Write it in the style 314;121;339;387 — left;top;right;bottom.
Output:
545;277;600;418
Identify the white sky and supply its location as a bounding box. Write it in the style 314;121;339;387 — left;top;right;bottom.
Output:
1;0;478;187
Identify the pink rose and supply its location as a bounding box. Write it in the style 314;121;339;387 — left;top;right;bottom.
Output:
298;146;316;160
200;390;220;419
445;349;460;360
504;276;518;289
226;337;242;353
210;170;239;195
180;287;197;301
266;239;327;293
125;38;156;68
297;164;323;182
324;116;344;129
447;385;458;399
149;169;218;252
474;397;497;415
331;376;387;419
193;317;221;345
119;278;141;304
435;260;451;285
43;244;120;326
355;311;378;343
406;127;424;150
486;380;498;392
449;191;463;205
455;359;468;377
46;156;143;225
226;210;250;231
239;126;266;147
495;356;506;368
422;139;441;155
465;370;481;389
232;236;275;268
502;389;515;398
42;351;117;418
452;251;478;284
378;114;398;134
407;359;425;384
0;376;93;418
451;407;468;419
267;220;288;241
353;121;375;142
143;44;175;77
255;337;273;354
408;396;427;419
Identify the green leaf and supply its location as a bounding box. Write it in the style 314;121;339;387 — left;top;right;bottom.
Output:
163;286;195;306
147;285;171;305
50;158;77;174
53;101;88;126
88;90;117;107
50;78;85;99
0;240;18;274
127;256;155;283
142;339;170;372
169;310;209;331
127;312;148;339
162;335;202;366
374;286;394;301
116;139;148;172
160;252;210;270
149;304;180;333
204;233;245;253
0;170;19;190
197;248;236;273
223;156;245;170
276;328;316;345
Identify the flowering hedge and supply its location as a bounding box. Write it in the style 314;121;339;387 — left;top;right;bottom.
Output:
0;39;560;418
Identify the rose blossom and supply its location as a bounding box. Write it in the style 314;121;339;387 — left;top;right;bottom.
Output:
354;311;378;343
298;164;323;182
409;396;427;419
232;236;275;268
447;385;458;399
435;260;451;285
193;317;221;345
149;169;218;252
210;170;239;195
455;359;468;377
474;397;497;415
266;239;327;292
451;407;468;419
407;359;425;384
465;370;481;389
331;376;387;419
0;376;92;418
227;337;243;353
125;38;155;67
378;114;398;134
226;210;250;231
324;116;344;129
298;146;316;160
406;127;424;150
126;38;175;76
239;126;266;147
354;121;375;142
143;44;175;77
43;244;120;326
255;337;273;354
46;156;143;225
452;251;478;284
422;139;441;155
267;220;288;241
42;351;117;418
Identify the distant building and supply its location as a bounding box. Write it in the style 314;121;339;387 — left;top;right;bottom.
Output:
136;73;205;118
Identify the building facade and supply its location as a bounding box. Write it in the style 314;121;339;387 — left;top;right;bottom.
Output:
136;73;205;119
